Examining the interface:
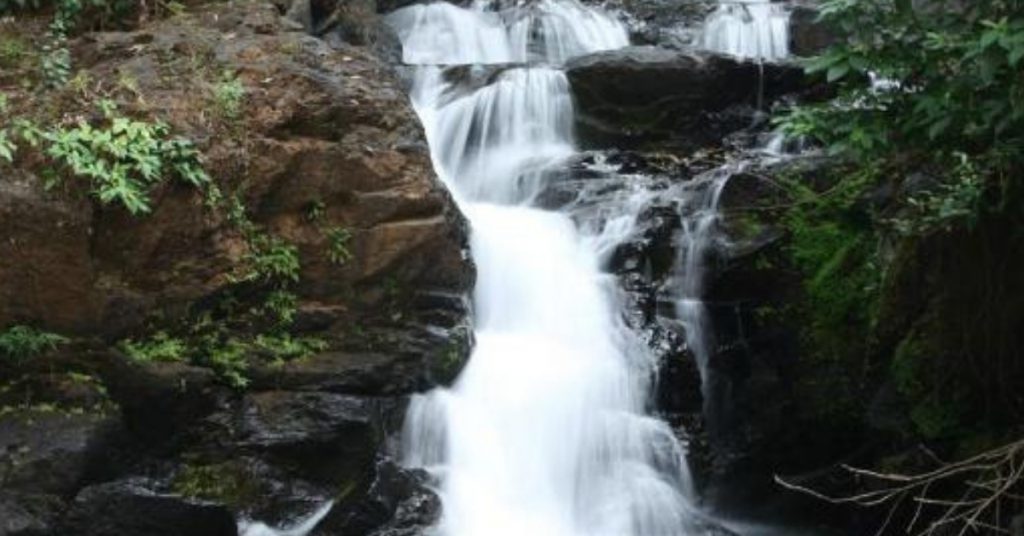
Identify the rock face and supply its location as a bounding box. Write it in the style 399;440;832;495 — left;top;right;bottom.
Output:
60;479;238;536
0;0;472;342
606;0;717;48
566;47;805;149
0;0;472;534
789;5;836;57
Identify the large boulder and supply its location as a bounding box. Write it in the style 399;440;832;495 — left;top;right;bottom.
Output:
566;47;805;149
0;0;473;345
0;492;65;536
316;460;441;536
789;5;837;57
0;410;120;496
59;478;238;536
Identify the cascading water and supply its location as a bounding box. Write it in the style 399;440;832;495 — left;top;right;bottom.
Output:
386;1;712;535
671;168;732;390
701;0;790;61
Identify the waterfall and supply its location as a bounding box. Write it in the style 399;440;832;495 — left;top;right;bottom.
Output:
701;0;790;61
672;168;731;387
386;1;710;535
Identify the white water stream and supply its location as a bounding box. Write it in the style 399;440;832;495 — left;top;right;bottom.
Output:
386;1;712;535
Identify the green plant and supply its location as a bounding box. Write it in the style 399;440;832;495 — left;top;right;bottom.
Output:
43;101;210;214
261;289;298;325
0;325;67;360
305;200;325;223
196;334;249;389
325;226;353;265
0;34;29;70
211;71;244;121
38;0;79;88
118;331;187;363
171;462;259;506
245;234;300;285
0;96;15;162
889;153;986;236
253;333;327;364
777;0;1024;237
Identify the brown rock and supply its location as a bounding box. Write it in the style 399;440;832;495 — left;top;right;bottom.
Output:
0;0;472;341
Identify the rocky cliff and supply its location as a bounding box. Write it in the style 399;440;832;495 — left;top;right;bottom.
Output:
1;1;471;533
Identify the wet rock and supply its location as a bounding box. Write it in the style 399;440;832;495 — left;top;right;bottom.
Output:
0;492;64;536
101;357;228;448
169;455;331;527
566;47;805;149
194;392;380;487
0;410;120;496
605;0;717;48
789;5;836;57
249;334;468;396
283;0;403;60
316;460;440;535
60;478;237;536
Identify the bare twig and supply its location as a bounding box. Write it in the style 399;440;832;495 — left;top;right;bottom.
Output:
776;439;1024;536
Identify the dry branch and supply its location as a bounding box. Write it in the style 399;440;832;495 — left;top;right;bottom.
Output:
775;439;1024;536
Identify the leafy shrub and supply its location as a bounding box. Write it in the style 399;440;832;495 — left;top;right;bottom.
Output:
42;101;210;214
245;234;301;285
211;71;245;121
196;334;249;389
0;34;29;70
325;226;353;265
262;289;298;326
0;325;67;360
118;332;187;363
0;96;15;162
253;333;327;364
778;0;1024;236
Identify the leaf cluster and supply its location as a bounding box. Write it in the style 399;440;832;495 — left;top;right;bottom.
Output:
3;101;210;214
777;0;1024;235
0;325;67;361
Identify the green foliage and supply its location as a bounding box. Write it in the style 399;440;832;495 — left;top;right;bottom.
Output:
41;101;209;214
777;0;1024;236
0;34;29;70
196;334;249;389
261;289;298;326
0;325;67;361
774;0;1024;449
253;333;327;364
211;71;245;121
38;0;78;88
245;234;301;285
171;462;259;506
118;332;187;363
325;226;353;265
889;153;986;236
0;96;15;163
781;170;881;362
890;332;967;439
305;200;325;223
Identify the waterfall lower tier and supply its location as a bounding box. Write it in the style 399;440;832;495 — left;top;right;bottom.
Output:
405;203;697;536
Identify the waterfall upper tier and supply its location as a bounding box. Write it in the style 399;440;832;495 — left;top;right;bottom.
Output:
701;0;790;61
387;0;629;66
